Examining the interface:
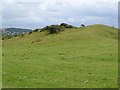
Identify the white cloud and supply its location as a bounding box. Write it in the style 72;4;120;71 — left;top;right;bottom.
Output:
1;0;119;29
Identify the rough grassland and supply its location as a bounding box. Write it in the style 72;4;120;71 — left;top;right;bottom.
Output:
2;24;118;88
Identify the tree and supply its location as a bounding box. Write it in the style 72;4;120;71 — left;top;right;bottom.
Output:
80;24;85;28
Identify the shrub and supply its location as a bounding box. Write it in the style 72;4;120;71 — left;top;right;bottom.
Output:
29;32;32;34
33;29;39;32
2;35;11;40
60;23;68;27
39;23;75;34
60;23;74;28
40;25;64;34
21;34;24;37
80;24;85;28
48;25;63;34
15;34;18;37
41;26;49;31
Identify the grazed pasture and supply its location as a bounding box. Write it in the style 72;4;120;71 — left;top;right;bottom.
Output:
2;25;118;88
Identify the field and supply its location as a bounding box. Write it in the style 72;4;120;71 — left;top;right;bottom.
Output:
2;24;118;88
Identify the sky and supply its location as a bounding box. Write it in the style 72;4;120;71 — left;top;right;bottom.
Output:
1;0;119;29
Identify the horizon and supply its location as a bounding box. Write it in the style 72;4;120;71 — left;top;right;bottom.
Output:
1;0;119;29
0;23;118;30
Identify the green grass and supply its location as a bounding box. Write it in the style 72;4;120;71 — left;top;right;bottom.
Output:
2;24;118;88
0;40;2;89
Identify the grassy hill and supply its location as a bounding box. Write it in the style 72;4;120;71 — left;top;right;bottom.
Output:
2;24;118;88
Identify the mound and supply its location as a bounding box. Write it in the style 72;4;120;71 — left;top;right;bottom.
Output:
2;24;118;88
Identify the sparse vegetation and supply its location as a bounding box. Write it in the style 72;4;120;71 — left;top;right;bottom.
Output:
2;35;12;40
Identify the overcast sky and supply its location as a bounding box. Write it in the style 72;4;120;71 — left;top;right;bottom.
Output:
1;0;119;29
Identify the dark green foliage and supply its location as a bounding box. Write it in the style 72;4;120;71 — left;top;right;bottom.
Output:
36;23;75;34
48;25;64;34
40;25;64;34
80;24;85;28
33;28;40;32
15;35;18;37
60;23;74;28
60;23;68;27
21;34;24;37
41;26;49;31
2;35;12;40
29;32;32;34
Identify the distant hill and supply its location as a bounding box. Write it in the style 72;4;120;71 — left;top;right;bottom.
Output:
5;28;32;35
0;28;32;39
0;28;8;38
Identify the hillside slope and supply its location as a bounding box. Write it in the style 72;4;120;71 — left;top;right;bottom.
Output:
2;24;118;88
